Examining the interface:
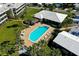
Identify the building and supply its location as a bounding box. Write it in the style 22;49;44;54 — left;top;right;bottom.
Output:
72;17;79;25
34;10;67;27
74;3;79;10
53;31;79;56
0;3;26;24
69;26;79;37
1;3;26;18
0;4;9;24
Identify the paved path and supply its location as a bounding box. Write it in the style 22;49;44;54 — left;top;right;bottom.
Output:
27;6;42;9
59;26;78;31
12;18;23;21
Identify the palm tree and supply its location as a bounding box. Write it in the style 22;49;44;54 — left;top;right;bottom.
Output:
27;40;62;56
62;3;75;9
61;8;75;27
41;3;48;10
41;3;56;11
51;48;62;56
47;4;56;11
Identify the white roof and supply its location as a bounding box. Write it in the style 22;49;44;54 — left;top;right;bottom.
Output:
34;10;67;23
53;31;79;55
74;3;79;8
0;4;9;15
0;5;2;8
0;3;25;9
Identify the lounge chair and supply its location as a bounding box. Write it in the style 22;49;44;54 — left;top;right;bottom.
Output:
48;31;51;34
45;35;48;38
42;37;44;40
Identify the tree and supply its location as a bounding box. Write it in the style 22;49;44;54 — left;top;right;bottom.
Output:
41;3;56;11
42;3;48;10
27;40;62;56
61;17;73;27
62;3;75;9
20;7;27;20
66;8;75;18
61;8;75;27
47;4;56;11
51;47;62;56
0;40;17;56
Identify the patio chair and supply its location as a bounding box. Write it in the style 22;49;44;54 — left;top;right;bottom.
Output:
49;31;51;34
46;33;49;36
42;37;44;40
45;35;48;38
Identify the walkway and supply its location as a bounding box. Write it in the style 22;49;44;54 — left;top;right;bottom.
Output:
27;6;42;9
59;26;78;31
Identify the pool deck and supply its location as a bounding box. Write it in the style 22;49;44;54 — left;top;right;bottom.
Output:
21;23;55;47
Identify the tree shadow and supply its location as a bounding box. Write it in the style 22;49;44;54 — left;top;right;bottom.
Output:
0;40;10;46
19;53;30;56
7;24;19;28
0;40;16;55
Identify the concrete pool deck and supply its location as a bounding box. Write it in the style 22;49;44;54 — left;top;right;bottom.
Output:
21;23;55;47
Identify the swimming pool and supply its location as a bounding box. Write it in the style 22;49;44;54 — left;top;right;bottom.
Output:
29;26;49;43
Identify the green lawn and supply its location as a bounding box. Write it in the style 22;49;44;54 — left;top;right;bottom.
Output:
24;7;41;20
0;20;22;43
0;19;24;56
0;21;15;43
0;7;40;56
0;7;40;45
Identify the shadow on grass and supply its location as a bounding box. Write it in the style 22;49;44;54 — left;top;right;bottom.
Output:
7;24;19;28
0;40;10;46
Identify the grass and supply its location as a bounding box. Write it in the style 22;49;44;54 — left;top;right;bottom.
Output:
0;19;24;56
0;7;40;56
0;20;16;43
0;19;24;43
24;7;41;20
0;7;40;44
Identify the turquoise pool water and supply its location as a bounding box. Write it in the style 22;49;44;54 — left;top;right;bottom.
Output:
29;26;49;43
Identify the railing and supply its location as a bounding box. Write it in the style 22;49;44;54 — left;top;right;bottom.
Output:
0;14;7;20
16;8;25;15
16;5;25;13
0;17;8;24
